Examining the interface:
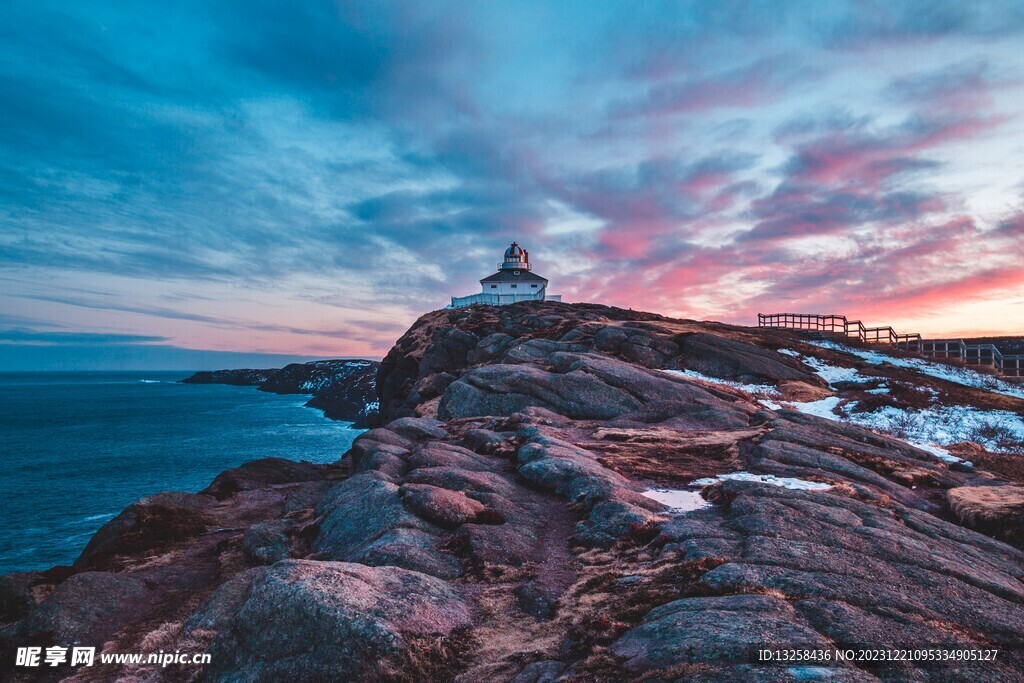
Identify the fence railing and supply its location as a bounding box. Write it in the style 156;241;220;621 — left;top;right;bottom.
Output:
450;290;560;308
758;313;1024;377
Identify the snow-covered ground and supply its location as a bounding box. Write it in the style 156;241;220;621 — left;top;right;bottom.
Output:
796;353;870;384
667;347;1024;464
691;472;832;491
662;369;781;399
841;403;1024;455
809;340;1024;400
641;488;710;513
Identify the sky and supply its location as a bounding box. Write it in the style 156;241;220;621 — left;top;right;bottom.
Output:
2;0;1024;369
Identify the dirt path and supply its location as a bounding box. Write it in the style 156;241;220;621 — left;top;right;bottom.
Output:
456;476;581;681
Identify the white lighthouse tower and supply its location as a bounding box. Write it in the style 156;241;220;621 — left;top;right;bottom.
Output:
450;242;561;308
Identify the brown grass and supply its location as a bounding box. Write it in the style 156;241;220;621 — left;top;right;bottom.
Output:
588;428;761;486
558;547;726;679
965;449;1024;483
370;627;477;682
947;486;1024;526
823;446;940;488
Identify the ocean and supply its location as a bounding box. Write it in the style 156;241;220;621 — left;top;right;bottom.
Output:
0;372;363;575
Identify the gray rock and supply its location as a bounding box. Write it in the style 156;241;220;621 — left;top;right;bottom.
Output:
405;466;520;499
574;499;664;548
243;521;290;565
202;458;325;499
349;441;409;479
184;569;260;636
407;442;499;472
409;372;457;401
619;341;666;368
75;491;214;569
451;523;538;567
439;362;641;420
0;572;42;622
419;327;479;376
680;333;823;386
468;333;515;364
611;595;830;670
514;580;558;620
314;473;433;560
594;326;628;352
206;560;473;681
512;660;566;683
388;416;448;441
347;527;462;579
283;480;334;514
399;483;488;528
18;572;149;646
463;428;508;454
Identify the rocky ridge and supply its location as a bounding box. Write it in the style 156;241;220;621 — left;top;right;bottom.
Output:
183;359;379;426
2;301;1023;681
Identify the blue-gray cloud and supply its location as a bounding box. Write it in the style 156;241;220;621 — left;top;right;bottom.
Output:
3;0;1024;367
0;329;167;346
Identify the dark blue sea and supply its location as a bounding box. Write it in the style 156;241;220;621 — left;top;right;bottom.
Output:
0;372;362;575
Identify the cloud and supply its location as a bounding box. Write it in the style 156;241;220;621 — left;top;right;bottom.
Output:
611;58;818;119
0;329;168;346
3;0;1024;367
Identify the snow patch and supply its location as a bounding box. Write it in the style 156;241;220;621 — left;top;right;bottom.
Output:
791;396;843;421
641;488;710;513
799;355;867;385
691;472;832;491
662;369;781;398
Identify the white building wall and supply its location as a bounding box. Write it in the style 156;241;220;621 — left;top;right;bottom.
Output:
481;281;546;297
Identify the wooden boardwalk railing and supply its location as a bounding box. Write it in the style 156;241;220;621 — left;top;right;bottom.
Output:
758;313;1024;378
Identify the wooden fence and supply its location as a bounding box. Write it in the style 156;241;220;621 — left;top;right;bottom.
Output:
758;313;1024;378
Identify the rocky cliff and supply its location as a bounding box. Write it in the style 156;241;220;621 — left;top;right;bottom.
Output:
3;301;1024;681
183;359;379;426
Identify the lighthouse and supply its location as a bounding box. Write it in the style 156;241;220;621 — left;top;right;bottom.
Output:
450;242;561;308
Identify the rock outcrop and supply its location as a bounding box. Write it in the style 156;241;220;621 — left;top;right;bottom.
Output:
183;358;379;426
4;301;1024;681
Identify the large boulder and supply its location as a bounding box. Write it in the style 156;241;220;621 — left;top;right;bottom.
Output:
206;560;473;681
313;473;434;560
439;354;748;422
0;572;44;622
400;484;489;528
347;527;463;579
75;492;214;569
242;521;291;565
948;486;1024;543
203;458;327;499
680;333;824;386
610;595;831;670
15;572;149;646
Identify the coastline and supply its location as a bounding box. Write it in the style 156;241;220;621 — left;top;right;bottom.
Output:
0;373;364;575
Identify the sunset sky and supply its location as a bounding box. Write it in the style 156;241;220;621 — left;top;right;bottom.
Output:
3;1;1024;369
